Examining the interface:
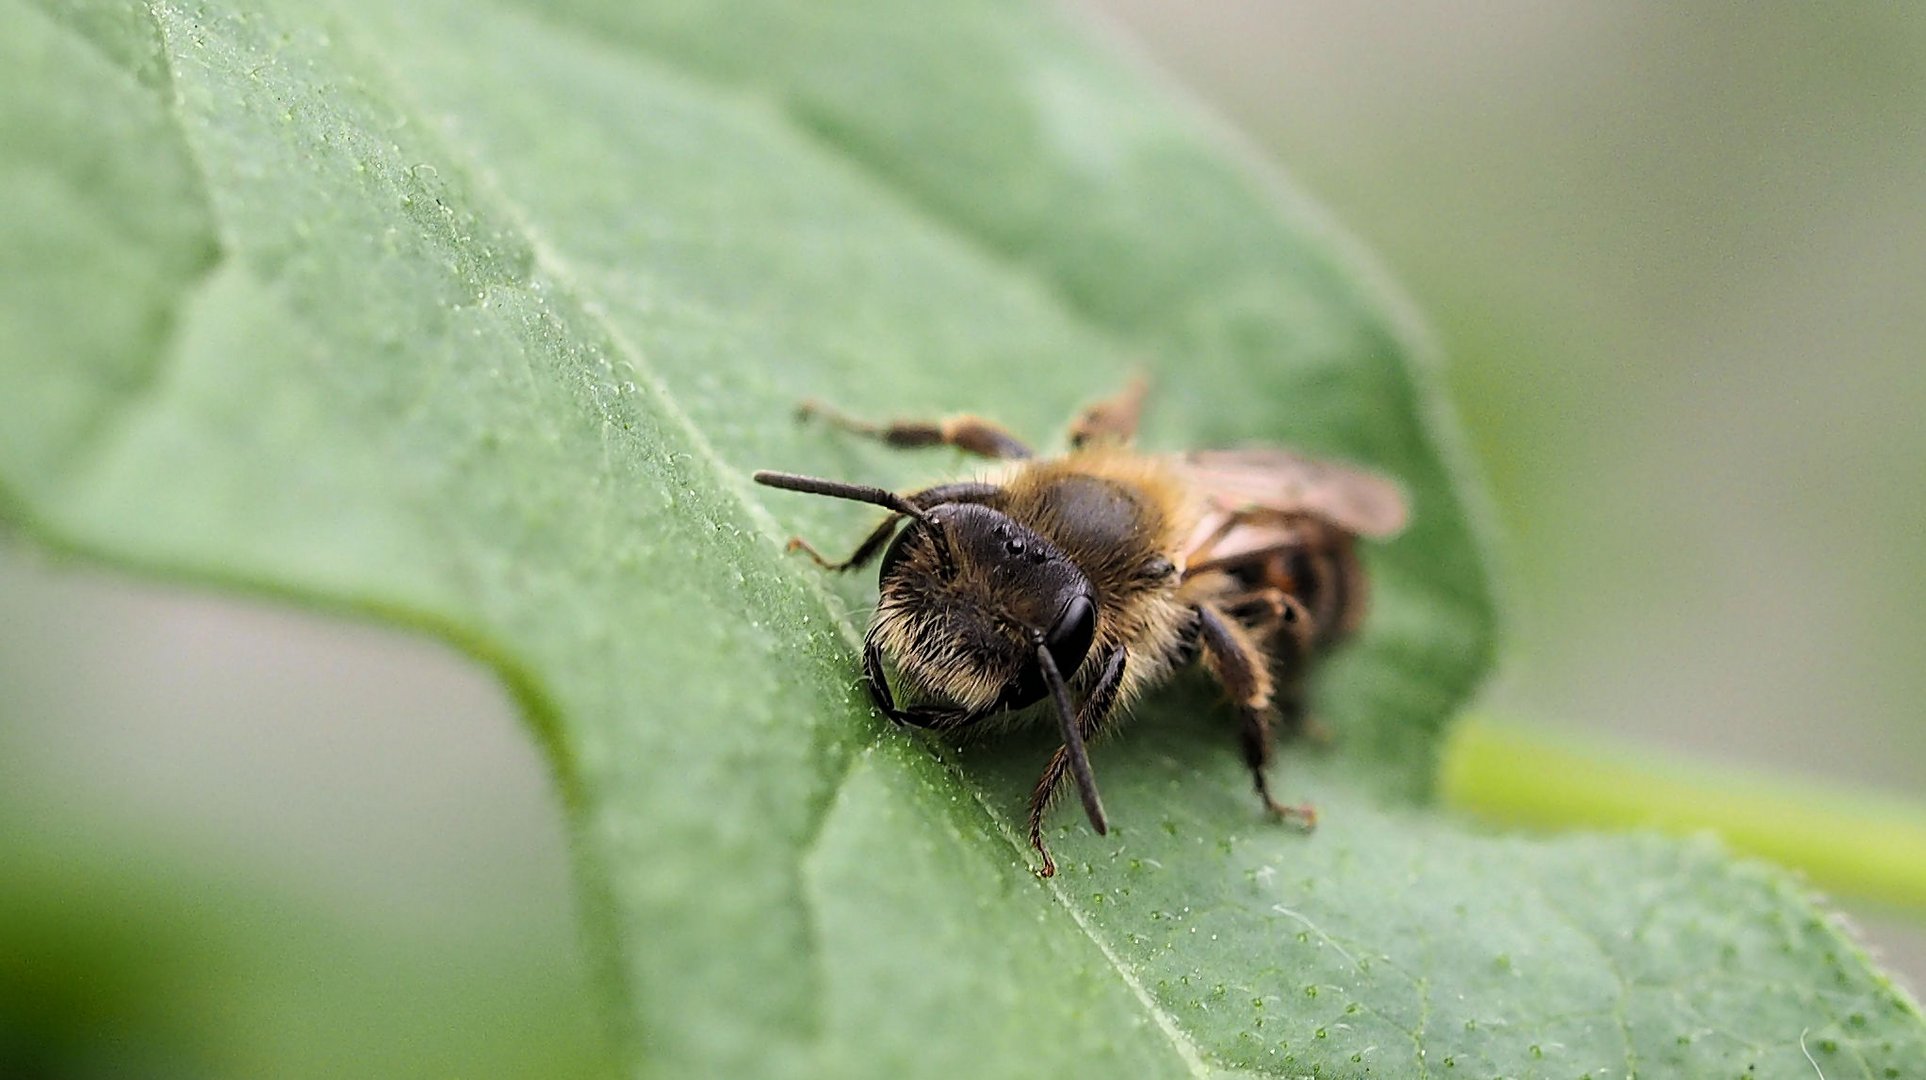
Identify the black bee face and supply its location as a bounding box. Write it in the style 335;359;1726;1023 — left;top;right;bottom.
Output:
873;503;1098;724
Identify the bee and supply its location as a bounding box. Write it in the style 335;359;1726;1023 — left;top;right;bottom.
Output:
754;378;1406;877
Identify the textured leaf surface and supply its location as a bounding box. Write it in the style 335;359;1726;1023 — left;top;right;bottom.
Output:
3;1;1921;1077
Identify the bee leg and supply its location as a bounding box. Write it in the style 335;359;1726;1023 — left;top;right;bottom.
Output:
1221;587;1309;636
1275;692;1334;747
862;635;900;717
1067;373;1150;448
1191;604;1317;830
1220;588;1332;745
1026;646;1129;878
785;533;873;571
798;399;1033;459
783;481;1003;571
862;635;976;730
862;633;922;726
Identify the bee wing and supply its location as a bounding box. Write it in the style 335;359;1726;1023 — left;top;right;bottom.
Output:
1163;446;1409;542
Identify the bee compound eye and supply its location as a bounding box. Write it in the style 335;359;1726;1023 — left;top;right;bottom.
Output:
1045;593;1098;677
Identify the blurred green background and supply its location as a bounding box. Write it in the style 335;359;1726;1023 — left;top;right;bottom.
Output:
1080;0;1926;982
3;2;1921;1073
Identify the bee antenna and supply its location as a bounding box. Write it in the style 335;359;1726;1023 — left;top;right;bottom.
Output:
752;471;929;522
752;470;953;573
1033;631;1108;837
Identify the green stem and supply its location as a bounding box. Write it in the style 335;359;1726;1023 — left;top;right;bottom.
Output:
1440;716;1926;915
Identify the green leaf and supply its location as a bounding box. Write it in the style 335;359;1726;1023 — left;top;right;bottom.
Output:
3;0;1920;1077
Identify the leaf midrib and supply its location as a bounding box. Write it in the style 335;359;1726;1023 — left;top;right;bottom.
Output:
125;0;1229;1072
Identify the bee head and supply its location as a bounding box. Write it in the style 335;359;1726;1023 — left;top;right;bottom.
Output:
872;503;1097;725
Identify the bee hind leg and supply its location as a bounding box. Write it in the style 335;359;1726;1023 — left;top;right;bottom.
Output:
1191;603;1317;829
798;399;1032;459
1067;373;1150;448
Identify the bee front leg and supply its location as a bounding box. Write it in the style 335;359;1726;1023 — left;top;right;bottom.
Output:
1027;646;1129;878
862;635;976;730
1191;604;1317;830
